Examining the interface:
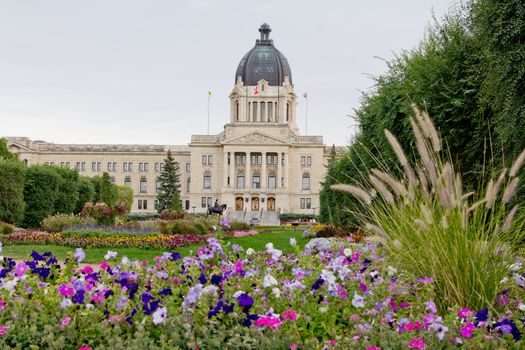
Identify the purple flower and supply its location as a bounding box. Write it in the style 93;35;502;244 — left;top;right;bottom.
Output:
31;251;45;261
211;274;223;285
74;248;86;263
425;299;437;314
475;308;488;322
231;244;243;253
311;277;324;291
141;292;154;304
158;287;172;296
171;252;181;261
220;217;230;229
14;262;29;277
208;300;223;318
237;293;254;308
72;290;85;304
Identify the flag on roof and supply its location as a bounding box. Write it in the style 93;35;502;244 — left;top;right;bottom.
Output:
254;86;259;95
208;91;212;99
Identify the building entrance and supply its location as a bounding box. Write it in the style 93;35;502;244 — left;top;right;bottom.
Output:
235;197;244;211
251;197;260;211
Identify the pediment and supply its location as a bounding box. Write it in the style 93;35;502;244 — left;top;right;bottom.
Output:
7;142;33;153
224;132;287;145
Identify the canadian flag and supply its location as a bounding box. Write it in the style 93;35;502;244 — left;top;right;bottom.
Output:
254;86;259;95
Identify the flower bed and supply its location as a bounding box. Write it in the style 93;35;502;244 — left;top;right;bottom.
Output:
0;239;522;349
0;231;205;250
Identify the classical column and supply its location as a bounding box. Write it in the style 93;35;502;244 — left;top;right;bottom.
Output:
277;153;282;188
284;152;289;188
223;152;229;187
261;152;267;189
245;152;251;190
229;151;235;188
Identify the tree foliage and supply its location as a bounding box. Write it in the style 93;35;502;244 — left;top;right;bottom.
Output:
0;138;16;161
116;185;134;212
321;0;525;225
0;159;26;225
23;165;62;228
156;150;182;213
54;167;80;215
76;177;95;213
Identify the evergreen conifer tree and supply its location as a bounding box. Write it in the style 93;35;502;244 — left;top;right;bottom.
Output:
156;150;182;213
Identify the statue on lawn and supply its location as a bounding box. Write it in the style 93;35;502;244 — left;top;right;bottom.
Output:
208;199;227;215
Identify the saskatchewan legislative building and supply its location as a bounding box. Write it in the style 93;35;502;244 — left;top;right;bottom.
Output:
6;24;342;224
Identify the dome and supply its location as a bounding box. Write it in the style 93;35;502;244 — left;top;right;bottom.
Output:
235;24;292;86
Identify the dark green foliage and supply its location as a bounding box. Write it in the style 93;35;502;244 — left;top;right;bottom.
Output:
126;213;160;221
54;167;80;215
0;159;26;225
116;185;134;212
156;150;182;213
76;177;95;213
23;165;61;228
321;2;525;225
99;172;117;207
0;138;16;161
279;213;319;223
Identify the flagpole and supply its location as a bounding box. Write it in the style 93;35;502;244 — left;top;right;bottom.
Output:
207;92;210;135
305;97;308;135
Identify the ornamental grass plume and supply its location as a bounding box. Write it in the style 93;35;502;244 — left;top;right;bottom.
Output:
332;106;525;312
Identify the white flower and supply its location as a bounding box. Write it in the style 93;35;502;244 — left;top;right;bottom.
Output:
343;248;352;257
60;298;72;309
86;303;94;309
233;290;246;298
386;266;398;276
290;238;297;246
0;242;3;254
319;307;328;313
352;292;365;308
263;274;278;288
509;262;523;272
152;306;167;325
272;287;281;298
370;271;379;279
519;303;525;312
121;256;131;266
270;249;282;260
500;277;509;284
104;251;118;260
202;285;219;296
246;248;255;256
74;248;85;263
265;242;274;250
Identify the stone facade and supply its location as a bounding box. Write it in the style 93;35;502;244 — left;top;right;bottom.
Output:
5;24;344;218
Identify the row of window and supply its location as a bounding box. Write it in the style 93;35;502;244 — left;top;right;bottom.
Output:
300;198;312;209
300;156;312;167
201;197;213;208
44;161;190;173
202;155;213;165
234;154;282;166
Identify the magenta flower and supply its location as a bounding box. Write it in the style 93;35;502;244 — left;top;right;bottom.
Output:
367;348;381;350
458;308;473;319
408;338;426;349
290;345;298;350
254;316;281;330
282;309;298;321
460;322;476;338
61;316;72;330
14;262;29;277
99;262;110;270
417;277;433;284
81;265;94;274
58;284;75;297
0;326;6;336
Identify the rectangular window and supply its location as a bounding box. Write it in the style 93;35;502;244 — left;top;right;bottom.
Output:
143;200;147;210
257;155;262;165
97;162;101;171
107;162;113;172
251;155;256;165
307;156;312;166
301;156;306;166
267;102;273;122
185;163;190;172
50;162;54;165
185;200;190;210
207;155;213;165
252;175;260;189
113;162;117;172
252;102;258;121
160;163;165;171
203;173;211;189
123;163;128;172
267;155;272;165
300;198;305;209
201;197;207;208
237;174;245;189
66;162;70;167
273;155;278;165
60;162;65;167
81;162;85;171
139;163;144;172
45;162;49;165
281;176;284;187
202;155;207;165
129;162;132;171
76;162;81;170
144;162;148;172
138;200;143;210
268;176;276;190
306;198;312;209
92;162;96;171
154;163;159;172
124;178;131;187
156;180;162;192
140;179;147;193
235;155;241;165
207;197;212;208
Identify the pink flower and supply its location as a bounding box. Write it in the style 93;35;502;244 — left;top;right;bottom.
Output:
0;326;7;336
417;277;433;284
61;316;72;330
408;338;426;349
290;344;298;350
0;301;5;309
15;262;29;277
99;262;110;270
81;265;94;274
399;301;411;308
254;316;281;330
58;284;75;297
282;309;298;321
329;340;337;346
458;308;473;319
459;322;476;338
367;348;381;350
79;347;91;350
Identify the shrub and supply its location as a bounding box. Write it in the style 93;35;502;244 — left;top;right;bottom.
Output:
0;221;15;235
315;224;352;238
75;176;95;213
0;158;26;225
280;213;318;223
127;213;160;221
53;166;80;215
93;202;113;225
332;108;525;312
23;165;62;228
41;213;96;233
228;221;250;231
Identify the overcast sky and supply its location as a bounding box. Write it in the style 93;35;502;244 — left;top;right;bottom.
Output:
0;0;454;147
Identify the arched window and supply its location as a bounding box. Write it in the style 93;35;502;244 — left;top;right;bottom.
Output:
268;174;276;190
286;103;290;122
302;173;310;190
237;172;245;189
235;101;239;121
124;176;131;187
252;172;260;189
267;102;273;122
186;177;191;192
140;176;147;193
203;171;211;189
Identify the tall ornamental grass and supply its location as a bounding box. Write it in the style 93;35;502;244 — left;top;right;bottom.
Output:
332;106;525;311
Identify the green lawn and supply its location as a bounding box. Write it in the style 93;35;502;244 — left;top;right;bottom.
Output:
2;230;307;263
